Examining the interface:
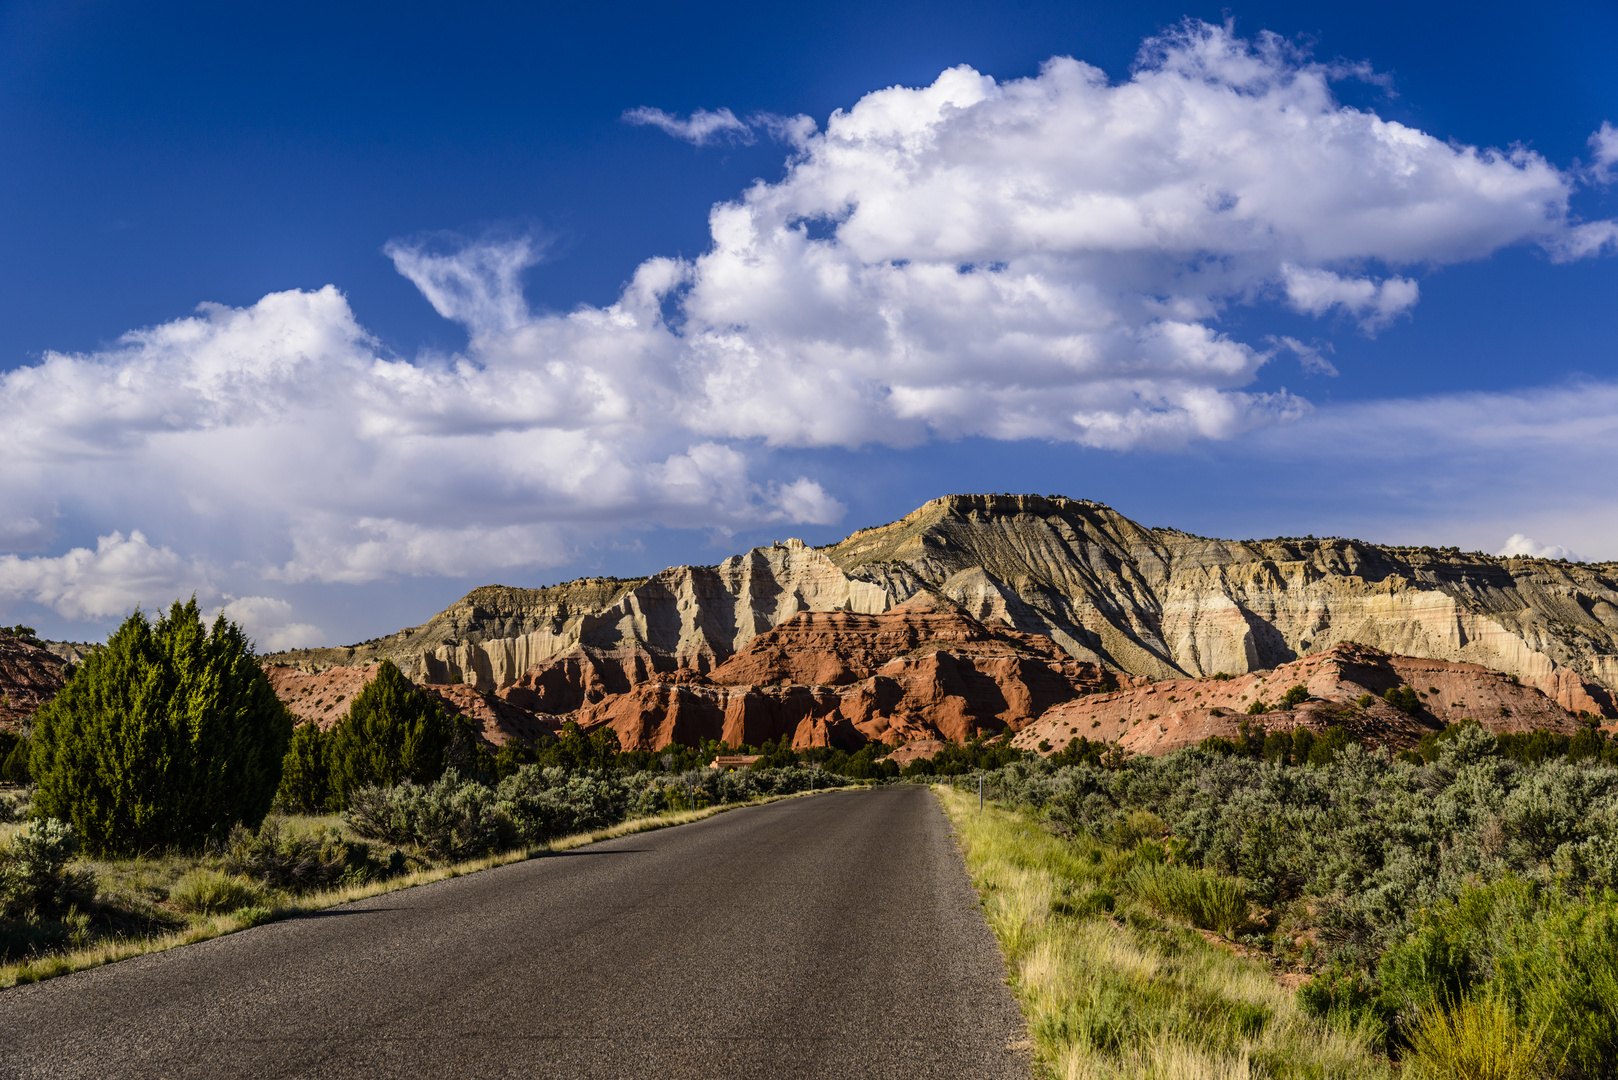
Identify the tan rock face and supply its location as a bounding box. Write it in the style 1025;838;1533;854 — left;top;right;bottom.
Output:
1011;642;1585;758
260;493;1618;727
0;632;70;730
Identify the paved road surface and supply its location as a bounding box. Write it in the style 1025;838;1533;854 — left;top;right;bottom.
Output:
0;787;1030;1079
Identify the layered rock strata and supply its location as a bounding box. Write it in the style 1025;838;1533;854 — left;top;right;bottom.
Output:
263;494;1618;723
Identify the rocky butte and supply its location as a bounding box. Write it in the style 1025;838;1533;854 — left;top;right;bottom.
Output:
260;494;1618;755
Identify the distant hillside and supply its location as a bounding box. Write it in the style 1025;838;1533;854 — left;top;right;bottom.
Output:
267;494;1618;719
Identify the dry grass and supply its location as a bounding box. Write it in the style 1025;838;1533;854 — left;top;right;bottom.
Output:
934;786;1390;1080
1;785;852;989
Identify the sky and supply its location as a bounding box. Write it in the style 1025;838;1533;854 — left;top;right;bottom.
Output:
0;0;1615;649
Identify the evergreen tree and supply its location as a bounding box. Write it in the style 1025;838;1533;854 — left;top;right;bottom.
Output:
327;660;453;804
0;735;29;784
276;721;334;813
29;599;293;855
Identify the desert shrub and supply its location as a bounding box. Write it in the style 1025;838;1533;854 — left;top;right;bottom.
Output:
1384;685;1422;715
1306;725;1355;765
0;787;30;824
346;770;516;860
1378;877;1618;1076
536;721;623;772
343;762;824;863
1280;684;1310;708
1401;995;1545;1080
169;869;266;914
223;815;392;890
499;766;632;843
276;722;334;813
29;599;293;855
1123;861;1248;936
327;661;458;806
1296;964;1398;1051
0;818;96;918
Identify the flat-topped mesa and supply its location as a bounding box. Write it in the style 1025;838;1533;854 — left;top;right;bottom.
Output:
1012;641;1593;758
262;492;1618;721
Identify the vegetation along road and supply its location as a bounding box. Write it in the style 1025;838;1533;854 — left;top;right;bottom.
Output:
0;787;1030;1079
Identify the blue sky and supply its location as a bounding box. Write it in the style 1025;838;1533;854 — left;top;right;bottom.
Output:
0;0;1615;648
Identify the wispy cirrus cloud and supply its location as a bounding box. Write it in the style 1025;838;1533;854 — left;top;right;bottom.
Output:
621;106;754;146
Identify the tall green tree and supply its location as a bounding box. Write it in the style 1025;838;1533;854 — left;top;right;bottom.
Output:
30;599;293;855
276;721;334;812
327;660;453;803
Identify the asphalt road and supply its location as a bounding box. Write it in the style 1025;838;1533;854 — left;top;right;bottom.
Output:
0;787;1031;1079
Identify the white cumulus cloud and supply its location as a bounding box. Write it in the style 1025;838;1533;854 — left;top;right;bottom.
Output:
214;596;325;651
1590;121;1618;184
0;532;215;621
1497;534;1581;561
2;19;1615;633
1281;265;1420;332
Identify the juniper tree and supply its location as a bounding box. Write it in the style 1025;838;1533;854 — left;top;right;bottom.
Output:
276;721;335;813
326;660;454;804
29;599;293;855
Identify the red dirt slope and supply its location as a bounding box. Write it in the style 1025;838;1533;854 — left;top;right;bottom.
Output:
1012;642;1586;758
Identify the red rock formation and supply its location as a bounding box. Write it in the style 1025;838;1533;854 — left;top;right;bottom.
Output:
0;632;71;730
497;645;669;713
1012;642;1587;758
264;664;382;730
263;663;558;746
430;684;563;746
570;598;1117;751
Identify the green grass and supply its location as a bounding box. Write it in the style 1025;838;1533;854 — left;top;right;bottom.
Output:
168;869;267;915
2;786;858;989
934;786;1390;1080
1123;862;1249;938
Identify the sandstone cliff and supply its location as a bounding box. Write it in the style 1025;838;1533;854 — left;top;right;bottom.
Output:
266;494;1618;720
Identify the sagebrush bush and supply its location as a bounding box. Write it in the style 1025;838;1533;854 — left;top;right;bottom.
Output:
0;818;96;919
978;724;1618;1075
169;869;265;915
0;788;30;825
344;764;827;860
224;815;393;891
